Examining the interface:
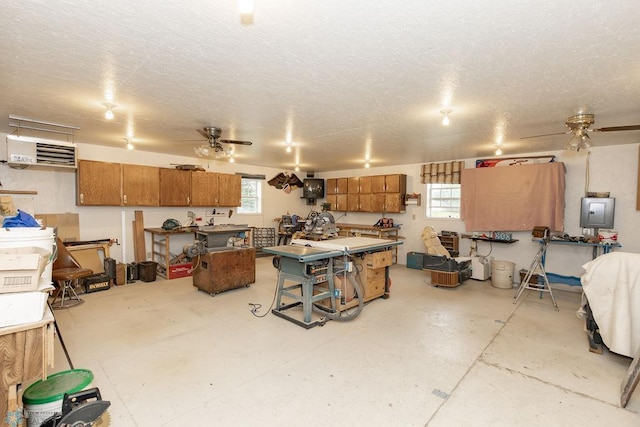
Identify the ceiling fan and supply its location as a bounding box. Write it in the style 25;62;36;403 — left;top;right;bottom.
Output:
521;113;640;151
193;126;252;158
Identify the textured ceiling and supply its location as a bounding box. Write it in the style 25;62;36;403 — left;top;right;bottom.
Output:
2;1;640;172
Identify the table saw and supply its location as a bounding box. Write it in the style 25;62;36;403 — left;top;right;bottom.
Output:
262;236;401;328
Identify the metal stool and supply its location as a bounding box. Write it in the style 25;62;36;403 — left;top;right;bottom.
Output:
513;238;558;310
51;238;93;309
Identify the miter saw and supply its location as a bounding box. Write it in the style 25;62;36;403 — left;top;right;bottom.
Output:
40;388;110;427
301;211;338;239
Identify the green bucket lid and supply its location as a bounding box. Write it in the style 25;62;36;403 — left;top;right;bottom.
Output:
23;369;94;405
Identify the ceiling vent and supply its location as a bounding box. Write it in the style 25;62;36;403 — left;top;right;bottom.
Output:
6;135;77;169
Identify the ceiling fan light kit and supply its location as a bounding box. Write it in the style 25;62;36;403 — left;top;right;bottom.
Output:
521;113;640;151
193;126;252;159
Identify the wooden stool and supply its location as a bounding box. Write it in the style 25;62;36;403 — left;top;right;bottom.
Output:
51;238;93;309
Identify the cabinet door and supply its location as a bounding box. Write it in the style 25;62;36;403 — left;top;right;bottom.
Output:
385;174;406;193
371;193;386;212
336;178;348;194
191;171;218;206
371;175;386;193
77;160;122;206
359;176;372;194
359;193;372;212
347;194;360;211
384;194;404;213
217;174;241;206
160;169;191;206
122;164;159;206
327;178;338;195
348;177;359;194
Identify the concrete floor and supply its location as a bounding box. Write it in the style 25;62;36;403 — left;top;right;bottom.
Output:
48;257;640;426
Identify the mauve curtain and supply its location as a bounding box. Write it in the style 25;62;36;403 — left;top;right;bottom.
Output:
460;162;566;232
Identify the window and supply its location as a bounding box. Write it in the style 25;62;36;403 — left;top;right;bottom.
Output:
426;183;461;218
238;178;262;214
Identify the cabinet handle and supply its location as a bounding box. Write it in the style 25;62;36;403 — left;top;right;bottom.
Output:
80;193;84;204
187;196;190;205
123;194;128;204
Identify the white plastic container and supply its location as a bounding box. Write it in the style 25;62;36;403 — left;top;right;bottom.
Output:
0;227;55;285
491;260;515;289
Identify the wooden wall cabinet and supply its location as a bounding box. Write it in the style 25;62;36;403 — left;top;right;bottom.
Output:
348;176;372;194
372;174;406;194
327;194;348;211
327;178;348;195
191;171;219;206
77;161;240;207
217;173;241;207
329;174;406;213
123;164;159;206
160;168;192;206
191;172;241;207
77;160;122;206
347;193;372;212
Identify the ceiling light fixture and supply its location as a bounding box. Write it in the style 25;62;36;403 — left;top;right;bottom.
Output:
495;147;503;156
103;103;116;120
124;138;134;150
440;109;452;126
565;128;591;151
238;0;254;25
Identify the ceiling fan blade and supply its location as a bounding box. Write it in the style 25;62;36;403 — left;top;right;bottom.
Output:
592;124;640;132
219;139;253;145
196;128;212;139
520;130;571;140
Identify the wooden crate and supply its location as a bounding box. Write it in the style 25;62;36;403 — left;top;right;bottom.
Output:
426;269;460;287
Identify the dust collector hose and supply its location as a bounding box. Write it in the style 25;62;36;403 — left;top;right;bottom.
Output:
312;267;364;321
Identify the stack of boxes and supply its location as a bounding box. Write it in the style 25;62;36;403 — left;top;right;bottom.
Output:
0;228;55;328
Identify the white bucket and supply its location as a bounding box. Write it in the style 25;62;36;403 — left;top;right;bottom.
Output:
0;227;55;285
491;260;515;289
22;369;94;427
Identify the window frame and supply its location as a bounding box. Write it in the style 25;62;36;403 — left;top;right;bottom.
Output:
238;178;262;214
426;183;461;219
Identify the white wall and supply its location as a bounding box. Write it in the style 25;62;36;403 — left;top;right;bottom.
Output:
319;144;640;280
2;134;638;278
0;136;311;262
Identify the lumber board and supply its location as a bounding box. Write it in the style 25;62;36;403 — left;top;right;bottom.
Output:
621;348;640;407
133;210;146;262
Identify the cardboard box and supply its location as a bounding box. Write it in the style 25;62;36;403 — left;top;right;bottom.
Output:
168;262;193;279
0;247;51;293
34;213;79;242
0;282;54;327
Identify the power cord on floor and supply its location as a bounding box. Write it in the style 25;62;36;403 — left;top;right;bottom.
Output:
248;281;279;318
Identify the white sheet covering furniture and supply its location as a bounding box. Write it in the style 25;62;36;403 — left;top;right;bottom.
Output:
581;252;640;358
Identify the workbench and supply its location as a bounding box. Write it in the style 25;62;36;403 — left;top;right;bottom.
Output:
262;236;401;328
145;227;196;279
0;307;55;425
335;223;402;264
